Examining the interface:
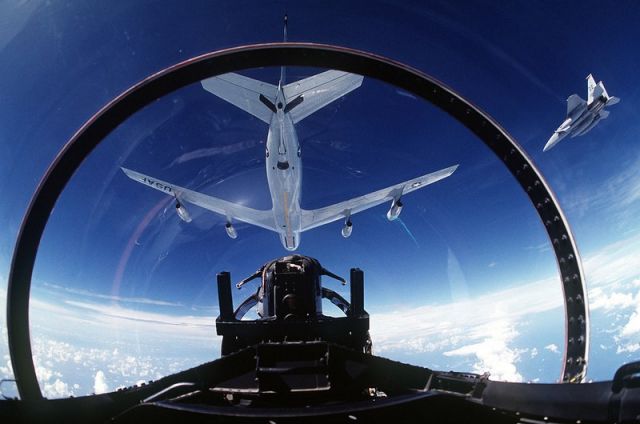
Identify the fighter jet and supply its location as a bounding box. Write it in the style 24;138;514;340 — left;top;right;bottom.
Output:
543;74;620;152
121;68;457;250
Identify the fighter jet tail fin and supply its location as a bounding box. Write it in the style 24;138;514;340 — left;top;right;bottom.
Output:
587;74;597;104
592;81;608;103
585;74;619;106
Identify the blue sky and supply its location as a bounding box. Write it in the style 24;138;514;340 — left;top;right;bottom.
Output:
1;1;640;398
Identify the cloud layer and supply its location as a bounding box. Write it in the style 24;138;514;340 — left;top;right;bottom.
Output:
370;233;640;382
1;232;639;396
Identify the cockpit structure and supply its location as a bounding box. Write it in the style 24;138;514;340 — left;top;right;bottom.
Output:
2;44;637;423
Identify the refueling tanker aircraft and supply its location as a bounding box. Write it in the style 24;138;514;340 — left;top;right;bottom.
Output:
122;68;457;250
543;74;619;152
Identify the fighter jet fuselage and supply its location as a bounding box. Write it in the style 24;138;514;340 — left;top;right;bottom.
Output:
543;74;619;152
556;96;604;134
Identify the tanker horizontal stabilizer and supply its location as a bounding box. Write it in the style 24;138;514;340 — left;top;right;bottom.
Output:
282;70;364;123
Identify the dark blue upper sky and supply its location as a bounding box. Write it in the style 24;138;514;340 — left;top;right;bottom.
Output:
1;1;639;390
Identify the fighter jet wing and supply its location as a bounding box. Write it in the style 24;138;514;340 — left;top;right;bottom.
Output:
566;94;586;116
121;167;276;231
300;165;458;232
201;73;278;124
282;70;363;123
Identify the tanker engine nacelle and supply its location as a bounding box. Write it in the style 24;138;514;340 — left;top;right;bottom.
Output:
341;219;353;238
225;222;238;239
175;201;192;223
386;198;403;221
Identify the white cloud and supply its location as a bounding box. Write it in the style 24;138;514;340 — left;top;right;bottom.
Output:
368;253;567;381
62;300;216;330
41;282;184;307
545;344;559;354
370;216;640;357
443;319;523;382
35;364;54;382
369;268;568;382
28;296;218;346
43;379;72;398
32;350;74;398
561;153;640;220
582;234;640;289
12;296;224;398
616;343;640;354
94;370;109;394
24;332;216;398
0;286;224;397
589;287;636;311
525;243;552;254
1;356;12;377
370;274;563;357
579;234;640;362
1;229;638;394
168;139;261;167
621;308;640;337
